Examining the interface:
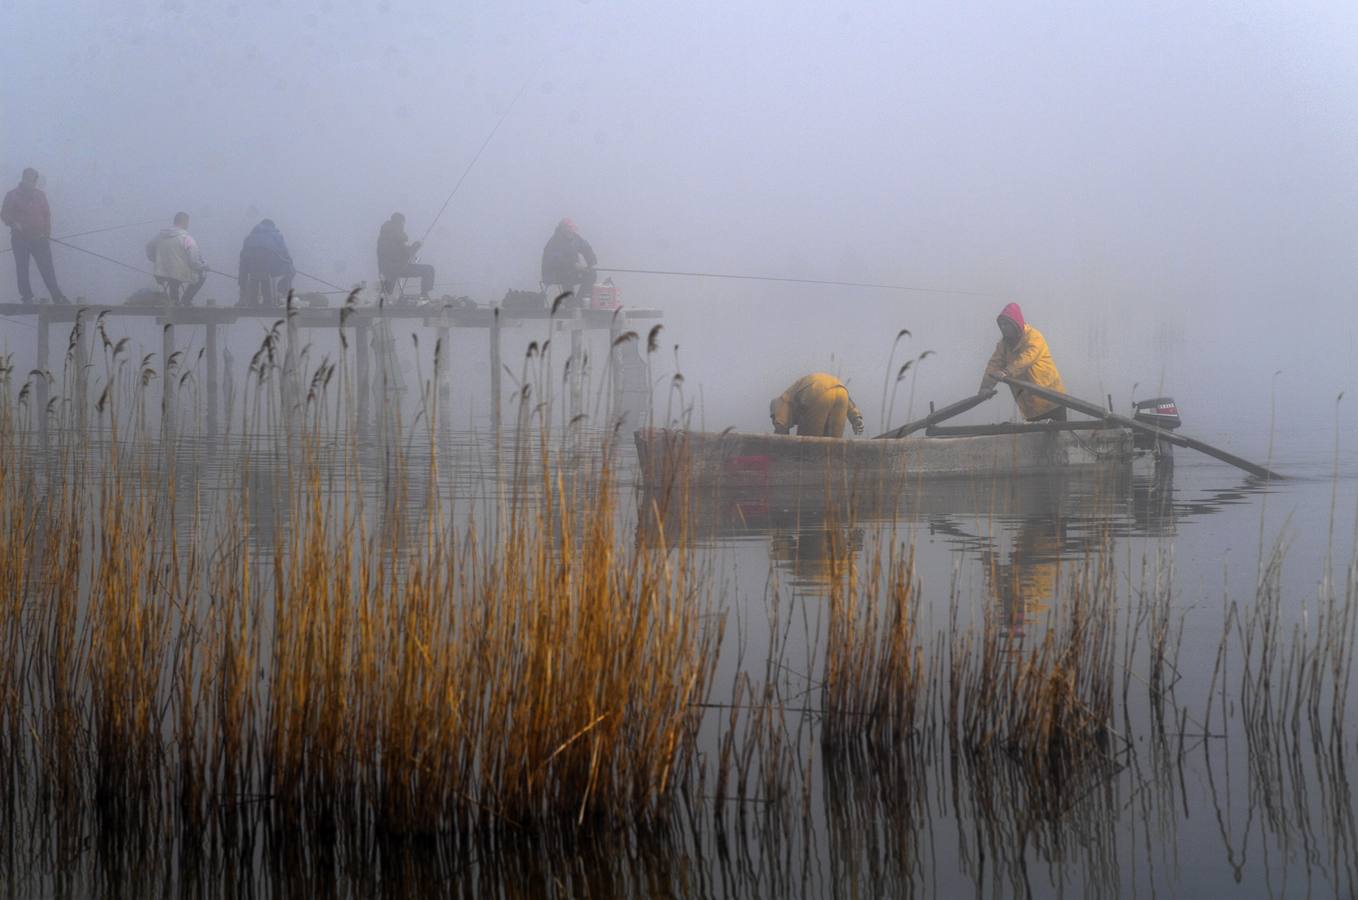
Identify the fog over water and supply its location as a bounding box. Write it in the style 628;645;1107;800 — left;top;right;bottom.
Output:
3;0;1357;463
7;6;1358;896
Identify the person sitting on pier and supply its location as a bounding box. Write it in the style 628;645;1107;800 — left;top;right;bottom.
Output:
146;212;208;307
980;302;1067;421
237;219;295;307
540;218;597;308
376;212;433;303
2;167;69;304
770;373;865;438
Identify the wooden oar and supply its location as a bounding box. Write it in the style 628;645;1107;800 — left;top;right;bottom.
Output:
874;389;997;439
997;376;1285;480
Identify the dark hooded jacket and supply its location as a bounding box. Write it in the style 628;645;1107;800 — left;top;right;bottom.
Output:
377;218;414;275
238;220;295;282
540;226;596;284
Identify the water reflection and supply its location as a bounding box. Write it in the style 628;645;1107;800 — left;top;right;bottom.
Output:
14;423;1340;899
981;515;1064;639
642;465;1271;596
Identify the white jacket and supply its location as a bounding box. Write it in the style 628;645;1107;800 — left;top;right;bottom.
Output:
146;227;206;283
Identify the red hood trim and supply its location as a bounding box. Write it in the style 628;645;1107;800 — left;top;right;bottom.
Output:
997;302;1026;331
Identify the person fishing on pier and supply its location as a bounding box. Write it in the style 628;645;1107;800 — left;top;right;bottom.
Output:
237;218;295;307
770;373;865;438
377;212;434;303
2;168;69;304
980;302;1067;422
146;212;208;307
541;218;597;308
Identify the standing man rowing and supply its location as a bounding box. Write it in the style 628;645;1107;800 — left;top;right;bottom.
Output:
980;303;1066;421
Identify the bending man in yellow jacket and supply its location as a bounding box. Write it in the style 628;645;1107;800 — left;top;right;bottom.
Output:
981;303;1067;421
770;373;864;437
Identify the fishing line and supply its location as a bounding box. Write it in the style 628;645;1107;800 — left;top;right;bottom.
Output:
0;315;36;328
596;266;996;297
2;234;156;326
0;218;160;255
397;72;537;297
416;73;536;249
50;237;154;277
293;268;347;291
53;237;346;300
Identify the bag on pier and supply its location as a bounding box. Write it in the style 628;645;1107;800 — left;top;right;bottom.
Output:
501;289;546;313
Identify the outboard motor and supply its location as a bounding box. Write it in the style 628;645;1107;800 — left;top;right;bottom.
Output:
1131;397;1181;459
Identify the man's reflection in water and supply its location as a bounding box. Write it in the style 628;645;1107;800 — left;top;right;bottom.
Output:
768;524;864;589
982;515;1067;640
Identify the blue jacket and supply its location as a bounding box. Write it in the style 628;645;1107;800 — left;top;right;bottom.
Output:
238;220;295;281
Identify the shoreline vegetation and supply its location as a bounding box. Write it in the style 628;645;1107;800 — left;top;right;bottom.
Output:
0;314;1356;896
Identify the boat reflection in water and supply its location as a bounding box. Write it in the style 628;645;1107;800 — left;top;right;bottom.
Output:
637;461;1264;607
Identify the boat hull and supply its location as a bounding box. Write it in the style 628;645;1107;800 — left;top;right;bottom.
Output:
633;425;1140;492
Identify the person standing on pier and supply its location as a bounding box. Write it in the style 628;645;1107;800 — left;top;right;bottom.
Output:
980;302;1067;421
376;212;434;303
540;218;597;307
2;168;69;304
237;219;295;307
146;212;209;307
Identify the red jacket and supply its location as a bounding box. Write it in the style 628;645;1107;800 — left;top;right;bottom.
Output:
1;185;52;237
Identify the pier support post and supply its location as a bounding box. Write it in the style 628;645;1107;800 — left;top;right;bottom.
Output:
36;313;49;443
569;324;583;427
608;313;621;429
284;302;300;427
355;318;371;434
223;348;235;436
72;311;89;441
161;320;176;445
490;308;502;448
206;310;219;441
436;323;451;442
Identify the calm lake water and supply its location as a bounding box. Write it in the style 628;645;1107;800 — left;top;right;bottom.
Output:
663;443;1358;900
13;427;1358;899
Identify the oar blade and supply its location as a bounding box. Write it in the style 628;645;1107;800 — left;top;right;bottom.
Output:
996;376;1284;480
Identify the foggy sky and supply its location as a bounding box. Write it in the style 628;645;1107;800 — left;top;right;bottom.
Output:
3;0;1357;464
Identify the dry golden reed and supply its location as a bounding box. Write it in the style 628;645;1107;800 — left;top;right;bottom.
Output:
0;318;723;846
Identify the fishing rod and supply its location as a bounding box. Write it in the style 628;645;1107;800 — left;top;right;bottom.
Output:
1;219;160;255
415;74;536;250
395;73;536;298
595;266;996;297
53;235;346;297
0;237;152;322
293;268;347;291
50;237;154;277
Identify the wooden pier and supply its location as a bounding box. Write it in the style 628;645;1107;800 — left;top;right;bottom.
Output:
0;300;661;440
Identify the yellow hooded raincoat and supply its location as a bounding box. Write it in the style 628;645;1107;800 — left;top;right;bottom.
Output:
984;303;1065;420
770;373;864;438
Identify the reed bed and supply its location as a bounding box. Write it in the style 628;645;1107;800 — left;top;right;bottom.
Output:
3;315;1358;896
819;513;1117;774
0;314;724;863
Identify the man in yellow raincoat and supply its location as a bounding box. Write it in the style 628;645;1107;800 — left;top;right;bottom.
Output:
981;303;1066;421
770;373;864;437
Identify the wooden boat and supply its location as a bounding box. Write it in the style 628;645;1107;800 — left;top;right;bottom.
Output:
634;380;1281;494
634;420;1152;493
